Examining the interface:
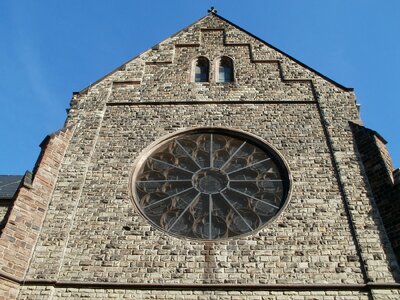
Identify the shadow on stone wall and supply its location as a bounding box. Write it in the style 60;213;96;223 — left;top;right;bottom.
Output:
350;122;400;282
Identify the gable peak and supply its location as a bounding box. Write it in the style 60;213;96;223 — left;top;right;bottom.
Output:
207;6;218;15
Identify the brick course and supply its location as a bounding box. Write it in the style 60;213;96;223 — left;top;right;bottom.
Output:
0;128;73;299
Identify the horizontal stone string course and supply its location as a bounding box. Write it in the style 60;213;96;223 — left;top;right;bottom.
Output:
105;100;318;106
1;272;399;291
112;81;141;86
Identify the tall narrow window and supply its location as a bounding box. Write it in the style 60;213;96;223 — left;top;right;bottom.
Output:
194;57;209;82
218;57;234;83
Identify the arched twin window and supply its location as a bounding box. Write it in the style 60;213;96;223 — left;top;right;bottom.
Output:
193;56;234;83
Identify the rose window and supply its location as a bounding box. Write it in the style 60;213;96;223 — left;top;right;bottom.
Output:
131;130;290;240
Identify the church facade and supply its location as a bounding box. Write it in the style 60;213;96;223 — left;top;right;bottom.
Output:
1;12;399;299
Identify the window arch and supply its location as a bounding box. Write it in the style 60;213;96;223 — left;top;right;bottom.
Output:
194;57;209;82
218;56;234;83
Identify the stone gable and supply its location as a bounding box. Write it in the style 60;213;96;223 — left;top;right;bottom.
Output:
0;12;399;300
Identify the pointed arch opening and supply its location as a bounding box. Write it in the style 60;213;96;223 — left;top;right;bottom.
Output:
218;56;234;83
193;57;210;83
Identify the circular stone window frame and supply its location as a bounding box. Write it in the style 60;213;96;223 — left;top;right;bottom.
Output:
129;127;293;241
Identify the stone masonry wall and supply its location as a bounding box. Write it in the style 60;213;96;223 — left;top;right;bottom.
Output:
28;104;362;284
0;205;9;227
18;286;372;300
0;127;73;299
351;122;400;265
14;13;400;299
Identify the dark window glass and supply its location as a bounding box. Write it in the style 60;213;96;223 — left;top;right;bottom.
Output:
194;57;209;82
218;57;234;82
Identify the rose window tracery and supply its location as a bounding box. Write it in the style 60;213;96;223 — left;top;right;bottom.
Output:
131;130;290;240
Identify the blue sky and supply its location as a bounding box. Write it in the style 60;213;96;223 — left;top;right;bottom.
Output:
0;0;399;174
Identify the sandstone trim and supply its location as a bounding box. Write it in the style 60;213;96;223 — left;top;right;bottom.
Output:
1;271;398;292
